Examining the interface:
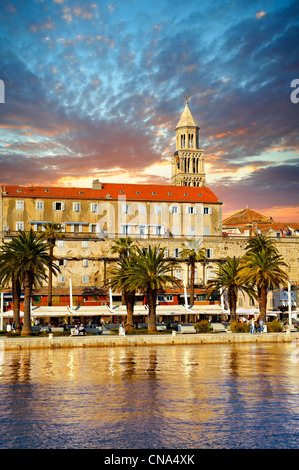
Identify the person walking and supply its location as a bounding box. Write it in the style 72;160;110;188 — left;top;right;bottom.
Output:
250;318;255;334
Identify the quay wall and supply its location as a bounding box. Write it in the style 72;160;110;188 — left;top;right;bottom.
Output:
1;332;299;351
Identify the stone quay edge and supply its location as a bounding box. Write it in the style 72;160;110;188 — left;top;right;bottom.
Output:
1;332;299;351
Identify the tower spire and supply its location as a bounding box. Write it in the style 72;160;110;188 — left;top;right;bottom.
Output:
171;99;205;188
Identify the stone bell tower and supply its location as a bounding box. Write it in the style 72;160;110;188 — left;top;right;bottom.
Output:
171;98;205;187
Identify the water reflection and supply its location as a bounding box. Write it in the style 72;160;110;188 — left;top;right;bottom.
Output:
0;343;298;449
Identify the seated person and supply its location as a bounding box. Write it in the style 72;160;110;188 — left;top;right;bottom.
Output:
78;323;86;335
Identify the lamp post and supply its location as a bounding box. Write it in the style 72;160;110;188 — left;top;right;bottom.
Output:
288;281;292;326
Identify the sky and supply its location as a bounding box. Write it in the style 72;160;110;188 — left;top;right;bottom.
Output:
0;0;298;221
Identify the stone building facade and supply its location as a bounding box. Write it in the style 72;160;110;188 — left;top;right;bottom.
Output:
0;101;298;316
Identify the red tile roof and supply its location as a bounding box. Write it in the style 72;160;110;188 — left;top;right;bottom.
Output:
1;183;221;204
223;207;272;226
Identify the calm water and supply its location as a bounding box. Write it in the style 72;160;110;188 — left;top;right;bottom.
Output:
0;342;298;449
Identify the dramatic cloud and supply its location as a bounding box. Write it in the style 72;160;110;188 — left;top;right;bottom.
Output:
0;0;298;220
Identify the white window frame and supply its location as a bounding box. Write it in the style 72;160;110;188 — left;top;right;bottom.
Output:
58;275;65;283
16;221;24;231
53;201;65;211
73;202;81;212
204;226;210;236
139;204;146;215
122;204;129;214
155;204;162;214
16;200;24;210
170;205;180;214
57;240;64;248
82;241;88;248
36;201;44;210
186;206;196;215
82;275;89;284
206;248;213;258
83;259;89;267
90;203;98;213
121;224;132;235
202;207;212;215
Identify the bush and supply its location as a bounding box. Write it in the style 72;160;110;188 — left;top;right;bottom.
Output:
230;321;251;333
194;320;212;333
266;320;283;332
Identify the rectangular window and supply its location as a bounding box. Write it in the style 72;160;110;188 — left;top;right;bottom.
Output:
121;225;132;235
83;259;89;267
170;206;180;214
82;241;88;248
58;259;67;266
202;207;212;215
57;240;64;248
73;202;81;212
16;200;24;210
16;221;24;231
186;206;196;214
155;205;162;214
36;201;44;210
204;226;210;236
188;226;195;236
173;269;182;280
122;204;129;214
173;248;180;258
90;203;98;213
139;204;146;215
172;225;179;236
58;275;65;283
53;202;65;211
206;248;213;258
82;275;89;283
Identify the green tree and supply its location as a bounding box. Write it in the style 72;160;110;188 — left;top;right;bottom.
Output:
0;229;60;336
207;256;255;323
111;236;135;259
105;256;136;332
245;234;278;256
42;222;63;306
0;260;22;333
180;239;206;307
111;236;136;305
238;249;288;322
122;245;181;333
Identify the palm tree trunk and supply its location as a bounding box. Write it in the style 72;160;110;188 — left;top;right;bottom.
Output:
190;262;195;305
147;288;157;334
258;283;267;322
48;245;53;306
228;285;237;323
125;290;135;332
12;274;21;333
21;271;33;336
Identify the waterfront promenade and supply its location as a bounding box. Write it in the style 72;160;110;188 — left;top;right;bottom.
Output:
1;331;299;351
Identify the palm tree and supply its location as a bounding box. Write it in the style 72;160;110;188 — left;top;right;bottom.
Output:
238;249;288;322
0;259;22;333
111;236;135;259
42;222;63;306
0;229;60;336
111;236;136;306
207;256;255;323
123;245;181;333
245;234;278;256
180;239;206;307
105;256;136;332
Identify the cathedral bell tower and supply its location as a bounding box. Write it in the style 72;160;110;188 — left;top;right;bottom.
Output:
171;98;205;187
